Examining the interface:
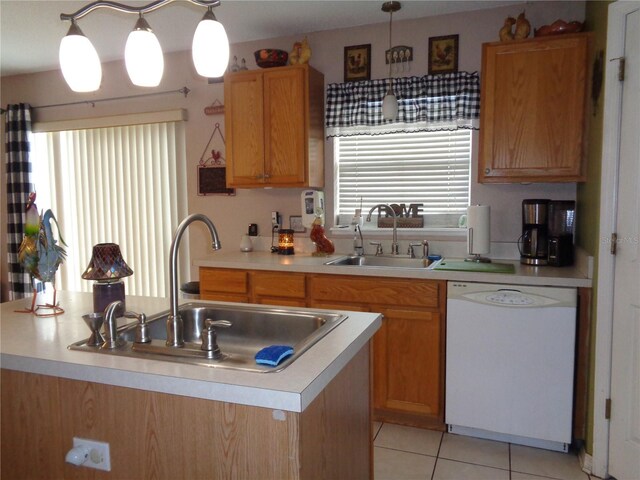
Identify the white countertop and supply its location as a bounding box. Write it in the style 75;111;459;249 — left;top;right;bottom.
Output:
0;291;381;413
194;251;592;288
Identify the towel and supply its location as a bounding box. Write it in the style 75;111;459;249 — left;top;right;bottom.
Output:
255;345;294;366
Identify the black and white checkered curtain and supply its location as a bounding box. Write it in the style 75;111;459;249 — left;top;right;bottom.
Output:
326;72;480;137
5;103;33;300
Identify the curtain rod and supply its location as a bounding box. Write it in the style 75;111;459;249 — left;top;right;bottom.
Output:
1;86;190;114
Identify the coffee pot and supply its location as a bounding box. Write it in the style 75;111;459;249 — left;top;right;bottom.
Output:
520;199;549;265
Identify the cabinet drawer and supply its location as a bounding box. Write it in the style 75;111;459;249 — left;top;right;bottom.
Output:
200;268;248;294
252;271;306;299
310;275;441;308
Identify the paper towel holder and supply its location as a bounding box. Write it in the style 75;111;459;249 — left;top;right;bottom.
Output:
465;227;491;263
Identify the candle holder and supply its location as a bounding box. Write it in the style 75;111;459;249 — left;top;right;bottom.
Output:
278;229;295;255
81;243;133;315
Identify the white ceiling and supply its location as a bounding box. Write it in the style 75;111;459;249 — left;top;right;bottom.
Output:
0;0;523;77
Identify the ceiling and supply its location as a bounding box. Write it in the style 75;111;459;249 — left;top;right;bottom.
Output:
0;0;523;77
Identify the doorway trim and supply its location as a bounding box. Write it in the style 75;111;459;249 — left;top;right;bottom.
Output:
593;1;636;477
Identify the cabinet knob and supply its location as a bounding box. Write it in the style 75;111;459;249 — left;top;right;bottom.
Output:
264;173;271;179
484;168;491;174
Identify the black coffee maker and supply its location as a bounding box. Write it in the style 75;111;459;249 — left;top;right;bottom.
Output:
547;200;575;266
520;199;549;265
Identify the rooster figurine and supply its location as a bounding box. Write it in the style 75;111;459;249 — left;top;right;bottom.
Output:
289;37;312;65
17;192;67;316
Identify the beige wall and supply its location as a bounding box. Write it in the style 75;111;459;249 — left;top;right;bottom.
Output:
1;1;585;301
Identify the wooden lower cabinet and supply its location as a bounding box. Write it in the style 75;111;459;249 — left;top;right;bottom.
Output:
309;274;446;430
1;345;371;480
199;268;446;430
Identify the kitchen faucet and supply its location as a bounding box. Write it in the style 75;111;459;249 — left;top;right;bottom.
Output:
167;213;221;347
366;204;399;255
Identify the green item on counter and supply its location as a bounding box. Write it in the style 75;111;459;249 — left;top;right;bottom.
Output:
433;261;515;274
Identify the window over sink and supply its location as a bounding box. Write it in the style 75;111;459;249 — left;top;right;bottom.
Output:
333;129;471;229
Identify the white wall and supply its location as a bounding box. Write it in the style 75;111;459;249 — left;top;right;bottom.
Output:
1;1;585;294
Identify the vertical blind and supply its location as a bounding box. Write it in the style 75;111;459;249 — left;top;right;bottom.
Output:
335;129;471;224
30;121;187;298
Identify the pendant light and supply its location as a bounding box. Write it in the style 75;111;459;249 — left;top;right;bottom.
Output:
192;6;230;78
59;21;102;92
124;14;164;87
382;1;400;121
59;1;227;92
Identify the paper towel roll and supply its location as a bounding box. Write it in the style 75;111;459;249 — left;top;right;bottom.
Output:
467;205;491;255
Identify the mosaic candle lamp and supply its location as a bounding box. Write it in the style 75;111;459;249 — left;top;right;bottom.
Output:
82;243;133;315
278;229;295;255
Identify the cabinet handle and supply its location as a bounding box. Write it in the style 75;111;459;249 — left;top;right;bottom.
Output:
264;173;271;179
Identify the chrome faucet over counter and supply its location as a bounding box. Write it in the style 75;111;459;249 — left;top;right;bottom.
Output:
366;204;399;255
167;214;221;348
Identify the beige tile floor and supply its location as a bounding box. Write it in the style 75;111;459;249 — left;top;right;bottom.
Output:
373;422;600;480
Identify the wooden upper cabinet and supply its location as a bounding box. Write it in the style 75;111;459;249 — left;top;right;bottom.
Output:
224;64;325;188
478;33;592;183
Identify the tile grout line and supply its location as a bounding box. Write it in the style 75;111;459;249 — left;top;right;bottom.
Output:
430;431;445;480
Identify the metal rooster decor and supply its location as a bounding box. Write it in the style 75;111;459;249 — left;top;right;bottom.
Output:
17;192;67;316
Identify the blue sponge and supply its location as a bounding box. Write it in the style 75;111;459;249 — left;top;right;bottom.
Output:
255;345;294;366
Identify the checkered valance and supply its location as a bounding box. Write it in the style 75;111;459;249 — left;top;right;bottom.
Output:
325;72;480;137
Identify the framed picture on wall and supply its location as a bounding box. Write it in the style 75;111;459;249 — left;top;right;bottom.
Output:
428;34;459;75
344;44;371;83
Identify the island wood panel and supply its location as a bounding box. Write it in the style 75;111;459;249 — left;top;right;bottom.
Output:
479;33;591;183
1;345;371;479
300;346;371;480
0;369;64;480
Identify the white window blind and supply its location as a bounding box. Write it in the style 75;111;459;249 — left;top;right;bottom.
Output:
335;130;471;227
30;121;187;298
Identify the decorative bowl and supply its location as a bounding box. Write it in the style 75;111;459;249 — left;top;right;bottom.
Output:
254;49;288;68
534;20;584;37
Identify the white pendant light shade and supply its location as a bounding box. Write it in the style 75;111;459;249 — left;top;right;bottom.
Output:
125;16;164;87
192;8;230;78
382;90;398;120
59;22;102;92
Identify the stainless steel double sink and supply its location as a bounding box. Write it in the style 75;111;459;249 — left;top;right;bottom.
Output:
325;254;441;269
69;302;347;372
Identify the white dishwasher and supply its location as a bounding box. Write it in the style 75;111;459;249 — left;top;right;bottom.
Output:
445;281;577;452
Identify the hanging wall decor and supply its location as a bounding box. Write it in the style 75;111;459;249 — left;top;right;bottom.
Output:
428;34;459;75
344;44;371;82
198;122;235;196
204;98;224;115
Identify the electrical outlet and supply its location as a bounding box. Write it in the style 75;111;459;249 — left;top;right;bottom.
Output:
71;437;111;471
271;211;281;228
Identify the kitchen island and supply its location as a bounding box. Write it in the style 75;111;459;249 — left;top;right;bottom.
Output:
1;292;381;479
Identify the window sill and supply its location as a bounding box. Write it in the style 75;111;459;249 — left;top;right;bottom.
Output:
329;225;467;240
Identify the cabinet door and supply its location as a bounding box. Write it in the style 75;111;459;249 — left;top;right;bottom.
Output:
263;68;307;186
479;34;590;183
225;72;266;186
373;307;444;429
